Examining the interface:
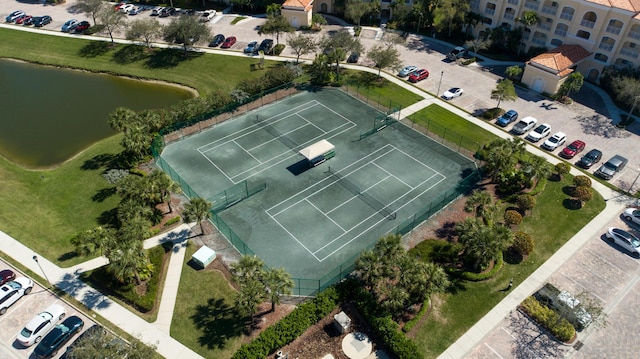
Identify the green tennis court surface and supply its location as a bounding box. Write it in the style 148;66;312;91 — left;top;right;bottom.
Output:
159;88;477;294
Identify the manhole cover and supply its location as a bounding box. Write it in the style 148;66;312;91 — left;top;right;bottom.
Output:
573;341;584;350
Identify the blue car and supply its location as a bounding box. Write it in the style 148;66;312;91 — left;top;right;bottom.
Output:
496;110;518;127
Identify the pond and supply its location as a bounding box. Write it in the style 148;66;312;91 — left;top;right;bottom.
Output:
0;59;194;168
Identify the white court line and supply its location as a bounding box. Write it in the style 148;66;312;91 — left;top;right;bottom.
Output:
326;175;393;215
195;100;321;152
314;173;445;261
372;162;414;189
306;199;347;233
268;213;321;262
297;112;325;133
483;343;505;359
246;121;315;152
196;150;235;183
267;145;397;216
233;139;262;164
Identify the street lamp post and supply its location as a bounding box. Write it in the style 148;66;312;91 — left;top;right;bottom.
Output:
437;71;444;97
32;255;52;288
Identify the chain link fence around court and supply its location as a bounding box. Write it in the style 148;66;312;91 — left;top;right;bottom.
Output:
151;84;482;297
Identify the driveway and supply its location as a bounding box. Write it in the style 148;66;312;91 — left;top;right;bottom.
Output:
467;213;640;359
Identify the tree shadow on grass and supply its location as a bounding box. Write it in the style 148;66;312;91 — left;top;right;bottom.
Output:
446;277;467;295
113;44;148;65
145;48;203;69
78;41;113;58
191;298;245;350
97;207;119;227
80;153;119;170
92;187;117;202
57;251;79;263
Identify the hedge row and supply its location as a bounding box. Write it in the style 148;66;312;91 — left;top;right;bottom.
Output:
231;287;340;359
447;252;504;281
520;296;575;342
401;299;429;333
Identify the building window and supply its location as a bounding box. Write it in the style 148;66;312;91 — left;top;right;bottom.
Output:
560;7;574;21
593;53;608;63
554;23;568;37
614;58;632;67
504;7;516;20
580;11;597;29
525;0;539;11
538;17;553;31
508;0;519;5
541;1;558;16
606;19;623;35
598;37;615;52
576;30;591;40
485;3;496;16
483;17;493;25
470;0;480;10
550;38;563;46
628;24;640;40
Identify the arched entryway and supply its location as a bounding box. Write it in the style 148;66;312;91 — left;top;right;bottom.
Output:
291;17;299;28
320;2;328;13
587;68;600;82
532;78;545;93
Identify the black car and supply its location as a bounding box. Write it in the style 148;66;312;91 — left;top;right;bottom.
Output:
159;7;175;17
33;15;52;27
209;34;225;47
33;316;84;359
576;149;602;169
258;39;274;54
347;52;360;63
0;269;15;286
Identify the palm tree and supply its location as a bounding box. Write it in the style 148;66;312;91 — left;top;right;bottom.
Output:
230;255;265;285
521;155;551;186
118;216;152;243
106;240;149;285
263;268;294;312
183;197;212;235
517;10;539;55
465;190;493;217
108;107;139;132
379;284;410;316
148;171;181;213
117;199;154;225
234;279;265;321
463;11;483;38
355;250;386;289
402;260;450;303
70;226;116;257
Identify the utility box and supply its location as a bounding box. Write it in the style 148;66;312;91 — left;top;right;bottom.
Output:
333;311;351;334
192;246;216;268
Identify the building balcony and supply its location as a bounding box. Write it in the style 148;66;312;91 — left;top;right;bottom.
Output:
581;19;595;29
598;43;614;52
628;30;640;40
485;8;496;16
504;13;515;20
620;48;639;58
541;6;557;16
559;13;573;21
606;26;622;35
554;29;567;37
532;37;547;46
538;23;552;31
508;0;519;4
524;1;539;10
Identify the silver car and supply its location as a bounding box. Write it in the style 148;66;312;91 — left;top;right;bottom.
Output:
605;227;640;257
623;208;640;226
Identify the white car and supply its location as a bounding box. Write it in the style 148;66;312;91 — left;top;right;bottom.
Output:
61;19;79;32
119;4;135;13
442;87;463;100
398;65;418;77
525;123;551;142
200;10;216;22
17;303;66;346
623;208;640;226
605;227;640;257
541;132;566;151
511;116;538;135
0;277;33;315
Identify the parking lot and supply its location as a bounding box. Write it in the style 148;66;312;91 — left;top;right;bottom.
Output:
0;258;95;359
468;211;640;359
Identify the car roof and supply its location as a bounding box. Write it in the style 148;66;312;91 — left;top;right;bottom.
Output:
609;155;628;163
585;149;601;155
505;110;517;115
519;116;536;123
569;140;585;146
551;131;566;137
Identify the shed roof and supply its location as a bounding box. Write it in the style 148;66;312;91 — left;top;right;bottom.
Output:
528;45;591;76
299;139;334;160
283;0;314;11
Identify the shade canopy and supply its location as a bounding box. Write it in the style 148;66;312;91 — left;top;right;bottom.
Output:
299;139;335;160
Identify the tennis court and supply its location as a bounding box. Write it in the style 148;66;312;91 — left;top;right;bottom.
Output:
159;88;477;293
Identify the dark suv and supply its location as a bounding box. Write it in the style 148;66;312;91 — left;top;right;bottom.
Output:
595;155;628;180
258;39;274;54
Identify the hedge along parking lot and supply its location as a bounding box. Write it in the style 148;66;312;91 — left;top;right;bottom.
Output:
0;258;96;359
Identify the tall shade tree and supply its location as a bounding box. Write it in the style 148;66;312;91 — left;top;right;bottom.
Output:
366;43;402;76
319;31;363;80
517;10;539;54
126;18;163;48
263;267;294;312
611;75;640;116
558;72;584;98
163;15;212;54
260;15;295;45
287;33;317;63
491;79;517;108
97;5;127;44
345;0;371;26
183;197;212;234
433;0;469;37
77;0;104;26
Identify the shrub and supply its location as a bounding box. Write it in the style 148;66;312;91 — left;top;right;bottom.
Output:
574;186;593;204
164;216;181;227
449;252;504;281
402;299;430;333
528;177;547;196
481;107;504;120
554;162;570;179
129;168;147;177
504;210;523;226
516;194;536;212
512;231;534;256
573;175;591;188
520;296;575;342
272;44;286;56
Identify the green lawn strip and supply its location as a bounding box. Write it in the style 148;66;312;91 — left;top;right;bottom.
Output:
0;28;271;96
343;71;424;109
171;243;245;358
79;243;171;323
409;104;496;152
411;176;605;358
0;135;123;267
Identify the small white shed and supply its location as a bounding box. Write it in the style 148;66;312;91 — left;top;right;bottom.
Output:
333;311;351;334
192;246;216;268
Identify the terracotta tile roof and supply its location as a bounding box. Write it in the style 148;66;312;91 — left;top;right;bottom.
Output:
586;0;640;12
283;0;314;11
528;45;591;76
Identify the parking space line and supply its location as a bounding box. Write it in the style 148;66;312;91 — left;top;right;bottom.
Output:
483;343;505;359
500;326;516;340
585;246;635;274
558;272;606;302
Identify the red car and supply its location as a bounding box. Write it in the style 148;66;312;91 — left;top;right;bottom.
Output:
408;69;429;83
0;269;15;286
560;140;586;158
21;15;34;26
221;36;237;49
75;20;91;32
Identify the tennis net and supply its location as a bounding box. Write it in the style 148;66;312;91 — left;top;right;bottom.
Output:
328;169;396;220
254;115;299;150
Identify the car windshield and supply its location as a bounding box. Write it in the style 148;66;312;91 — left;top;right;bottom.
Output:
20;328;33;337
534;127;545;133
632;237;640;248
6;281;20;290
567;144;577;150
450;88;459;92
549;137;559;143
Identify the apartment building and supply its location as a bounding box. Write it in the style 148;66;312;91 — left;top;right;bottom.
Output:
469;0;640;84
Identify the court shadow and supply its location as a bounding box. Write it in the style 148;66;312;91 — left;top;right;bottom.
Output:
287;159;311;176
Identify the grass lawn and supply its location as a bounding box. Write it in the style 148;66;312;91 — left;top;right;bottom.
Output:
343;71;424;109
409;104;497;153
171;243;245;358
0;28;270;96
0;135;123;267
410;176;606;358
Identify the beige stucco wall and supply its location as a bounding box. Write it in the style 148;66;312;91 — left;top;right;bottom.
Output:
522;63;562;95
313;1;332;14
282;8;312;28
